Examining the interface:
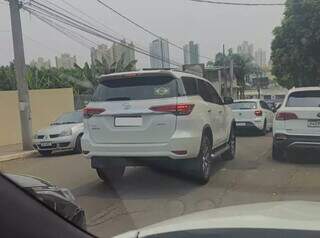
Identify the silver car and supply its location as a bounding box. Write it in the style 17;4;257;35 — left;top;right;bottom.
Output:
33;111;84;156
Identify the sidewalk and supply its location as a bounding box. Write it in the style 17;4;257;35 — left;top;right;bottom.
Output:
0;144;38;162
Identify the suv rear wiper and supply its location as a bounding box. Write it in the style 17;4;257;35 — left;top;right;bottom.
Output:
106;97;131;101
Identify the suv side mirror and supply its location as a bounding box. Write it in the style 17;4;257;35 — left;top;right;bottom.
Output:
224;97;234;105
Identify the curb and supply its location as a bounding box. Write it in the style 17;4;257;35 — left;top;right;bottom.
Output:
0;150;38;163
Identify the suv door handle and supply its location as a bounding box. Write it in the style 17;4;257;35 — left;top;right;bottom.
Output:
208;109;212;113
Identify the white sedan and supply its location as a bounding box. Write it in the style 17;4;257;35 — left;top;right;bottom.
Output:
33;111;84;156
230;99;274;135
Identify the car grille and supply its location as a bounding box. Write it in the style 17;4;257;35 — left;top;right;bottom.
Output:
50;134;60;138
38;144;57;149
37;135;45;139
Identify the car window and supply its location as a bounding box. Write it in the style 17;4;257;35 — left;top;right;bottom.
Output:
52;112;83;125
286;90;320;107
206;83;223;105
230;101;257;110
260;101;271;110
198;79;214;103
181;77;198;96
92;75;177;101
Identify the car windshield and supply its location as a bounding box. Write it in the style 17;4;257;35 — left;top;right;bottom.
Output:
230;101;258;110
52;112;83;125
92;76;177;101
2;0;320;237
286;91;320;107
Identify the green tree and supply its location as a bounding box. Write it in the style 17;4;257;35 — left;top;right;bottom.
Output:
214;50;255;98
271;0;320;88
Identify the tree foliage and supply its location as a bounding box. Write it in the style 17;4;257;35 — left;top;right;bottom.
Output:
271;0;320;88
0;54;137;95
214;50;255;98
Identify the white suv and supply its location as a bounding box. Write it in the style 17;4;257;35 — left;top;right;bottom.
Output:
81;70;235;184
230;99;274;135
273;87;320;161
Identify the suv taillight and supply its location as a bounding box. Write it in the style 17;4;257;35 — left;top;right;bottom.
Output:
275;112;298;121
150;103;194;116
255;110;263;117
83;107;105;119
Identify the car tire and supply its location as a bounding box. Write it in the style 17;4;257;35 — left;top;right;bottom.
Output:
272;144;286;161
96;166;125;183
193;132;212;185
39;150;52;156
260;120;267;136
222;126;236;161
73;134;83;154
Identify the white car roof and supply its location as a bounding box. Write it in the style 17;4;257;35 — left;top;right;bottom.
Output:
99;69;210;82
288;86;320;93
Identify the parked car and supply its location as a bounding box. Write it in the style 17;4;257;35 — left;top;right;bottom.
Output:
81;70;235;184
115;201;320;238
33;111;84;156
273;87;320;161
230;99;274;135
5;173;86;229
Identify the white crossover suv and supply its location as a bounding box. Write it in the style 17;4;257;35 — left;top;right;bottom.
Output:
81;70;235;184
230;99;274;135
273;87;320;161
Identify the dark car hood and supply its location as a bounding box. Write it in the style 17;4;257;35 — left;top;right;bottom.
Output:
5;174;53;189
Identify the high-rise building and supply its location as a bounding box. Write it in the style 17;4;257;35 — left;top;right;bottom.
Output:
30;57;51;69
91;41;136;67
55;53;77;69
149;38;170;68
183;41;200;65
237;41;254;58
254;48;267;67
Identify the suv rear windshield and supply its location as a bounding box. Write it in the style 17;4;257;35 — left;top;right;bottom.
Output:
286;90;320;107
92;75;177;101
230;101;257;110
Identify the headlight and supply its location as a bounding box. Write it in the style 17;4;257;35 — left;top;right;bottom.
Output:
60;129;72;137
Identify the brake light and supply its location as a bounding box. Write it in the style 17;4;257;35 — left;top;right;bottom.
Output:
83;107;105;119
150;103;194;115
276;112;298;121
255;110;263;117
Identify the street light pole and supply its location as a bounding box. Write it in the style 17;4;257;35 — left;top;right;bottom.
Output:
8;0;33;150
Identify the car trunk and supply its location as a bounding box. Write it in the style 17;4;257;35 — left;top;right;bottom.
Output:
87;73;178;144
283;108;320;135
233;109;258;122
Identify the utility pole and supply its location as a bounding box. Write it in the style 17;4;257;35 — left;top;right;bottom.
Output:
8;0;33;150
230;59;234;98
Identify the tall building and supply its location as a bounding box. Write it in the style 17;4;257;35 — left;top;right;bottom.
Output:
30;57;51;69
149;38;170;68
254;48;267;67
91;41;136;67
55;53;77;69
90;44;109;65
237;41;254;58
183;41;200;65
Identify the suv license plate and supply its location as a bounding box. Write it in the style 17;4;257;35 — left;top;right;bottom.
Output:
308;120;320;128
115;117;143;127
237;122;246;126
40;142;52;147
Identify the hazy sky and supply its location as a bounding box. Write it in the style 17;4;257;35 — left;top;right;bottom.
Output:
0;0;285;68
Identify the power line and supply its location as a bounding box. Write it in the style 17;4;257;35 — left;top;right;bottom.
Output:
188;0;285;6
95;0;212;61
22;2;182;66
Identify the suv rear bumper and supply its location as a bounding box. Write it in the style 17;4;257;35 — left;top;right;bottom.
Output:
81;134;201;160
273;134;320;151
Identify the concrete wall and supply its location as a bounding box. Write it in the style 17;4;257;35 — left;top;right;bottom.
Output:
0;88;74;146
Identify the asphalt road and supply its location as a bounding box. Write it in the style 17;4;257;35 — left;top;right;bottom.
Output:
1;132;320;237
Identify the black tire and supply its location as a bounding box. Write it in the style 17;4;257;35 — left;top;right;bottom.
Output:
222;126;236;161
193;132;212;185
272;144;286;161
73;134;83;154
260;120;267;136
96;166;125;183
39;150;52;156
